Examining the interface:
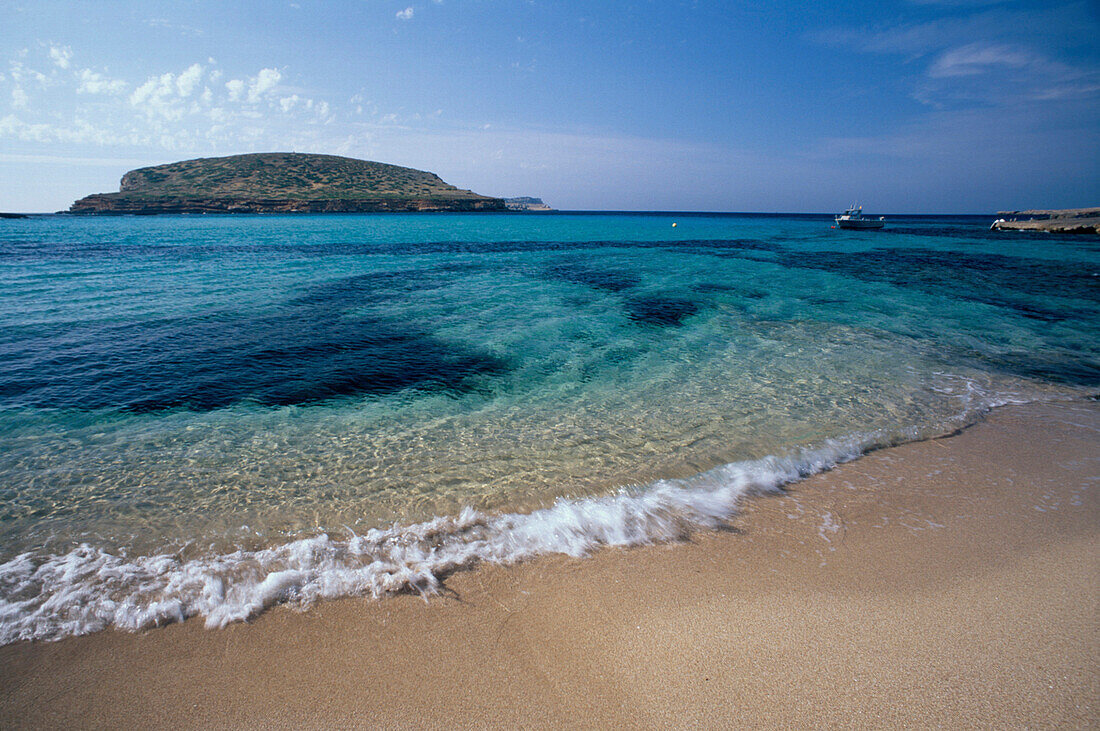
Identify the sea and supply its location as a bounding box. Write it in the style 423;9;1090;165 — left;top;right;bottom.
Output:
0;211;1096;643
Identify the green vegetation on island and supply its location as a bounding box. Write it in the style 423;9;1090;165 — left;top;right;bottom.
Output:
68;152;507;214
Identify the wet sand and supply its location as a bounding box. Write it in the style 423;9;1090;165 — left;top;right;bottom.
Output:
1;400;1097;728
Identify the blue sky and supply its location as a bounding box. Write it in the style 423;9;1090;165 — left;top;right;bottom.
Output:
1;0;1097;212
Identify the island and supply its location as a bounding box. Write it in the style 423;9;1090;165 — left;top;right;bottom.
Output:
990;207;1099;234
504;197;553;211
67;152;508;214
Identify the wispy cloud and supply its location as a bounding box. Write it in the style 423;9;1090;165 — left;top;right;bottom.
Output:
906;0;1007;6
396;7;414;21
0;152;153;167
928;42;1033;77
814;20;948;57
8;60;49;87
144;18;204;36
814;2;1100;108
917;41;1099;106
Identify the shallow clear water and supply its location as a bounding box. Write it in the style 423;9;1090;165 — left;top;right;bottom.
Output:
0;212;1096;641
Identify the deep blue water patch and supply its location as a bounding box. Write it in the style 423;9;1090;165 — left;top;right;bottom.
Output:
783;248;1100;316
287;269;448;308
623;296;701;327
0;272;508;412
542;261;641;293
668;239;785;258
779;247;1100;385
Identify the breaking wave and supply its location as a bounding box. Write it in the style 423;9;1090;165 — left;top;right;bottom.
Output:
0;415;973;646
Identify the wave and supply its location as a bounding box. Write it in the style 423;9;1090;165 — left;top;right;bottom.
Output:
0;388;1049;646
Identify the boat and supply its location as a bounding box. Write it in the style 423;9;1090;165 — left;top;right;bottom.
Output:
834;205;885;229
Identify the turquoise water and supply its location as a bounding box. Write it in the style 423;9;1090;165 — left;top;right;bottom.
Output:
0;212;1096;641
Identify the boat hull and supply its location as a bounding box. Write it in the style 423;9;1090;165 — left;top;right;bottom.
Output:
835;218;885;229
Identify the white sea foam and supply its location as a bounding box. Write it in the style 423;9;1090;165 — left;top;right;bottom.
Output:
0;386;1053;646
0;428;893;645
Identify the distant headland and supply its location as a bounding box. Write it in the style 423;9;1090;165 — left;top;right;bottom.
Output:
67;153;509;214
503;197;553;211
990;207;1099;235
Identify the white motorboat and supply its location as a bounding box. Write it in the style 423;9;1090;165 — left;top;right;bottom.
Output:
834;205;885;229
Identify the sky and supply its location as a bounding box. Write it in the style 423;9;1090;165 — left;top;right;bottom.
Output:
1;0;1098;213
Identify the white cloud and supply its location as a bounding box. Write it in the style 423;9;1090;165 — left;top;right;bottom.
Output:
0;113;140;146
77;69;128;95
0;114;45;141
246;68;281;102
130;74;165;105
130;72;186;119
396;7;414;20
8;61;49;87
128;64;216;119
225;79;245;101
176;63;204;96
1;52;338;164
48;45;72;70
226;69;282;104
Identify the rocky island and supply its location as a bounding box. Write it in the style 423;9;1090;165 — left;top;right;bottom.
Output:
503;197;553;211
68;153;507;214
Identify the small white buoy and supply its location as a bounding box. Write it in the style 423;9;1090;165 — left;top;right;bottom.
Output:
671;222;677;228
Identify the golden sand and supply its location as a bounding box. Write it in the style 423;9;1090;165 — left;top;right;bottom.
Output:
1;401;1097;728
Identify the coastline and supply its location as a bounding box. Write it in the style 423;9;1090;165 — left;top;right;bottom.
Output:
1;399;1097;728
990;207;1100;234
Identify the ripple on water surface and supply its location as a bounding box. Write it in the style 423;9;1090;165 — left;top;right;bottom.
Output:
0;213;1095;641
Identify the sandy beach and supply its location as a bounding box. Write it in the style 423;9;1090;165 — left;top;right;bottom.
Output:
1;399;1097;729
